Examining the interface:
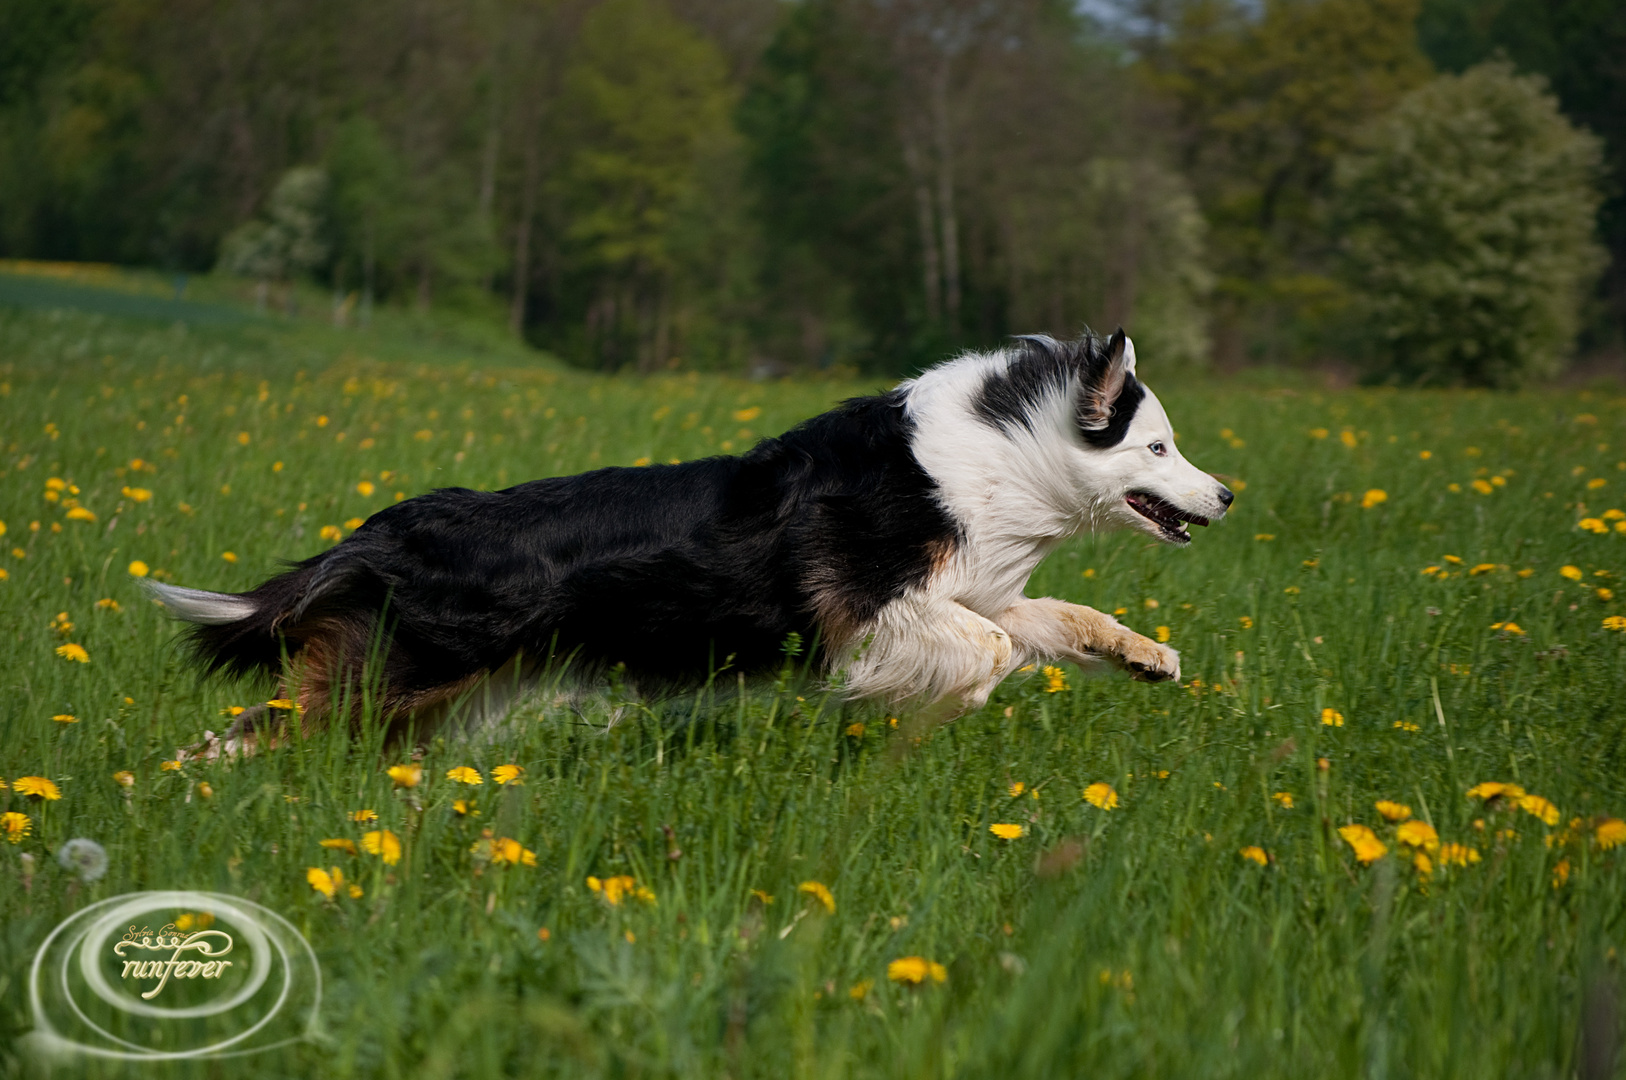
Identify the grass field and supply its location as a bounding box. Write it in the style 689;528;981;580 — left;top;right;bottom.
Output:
2;298;1625;1079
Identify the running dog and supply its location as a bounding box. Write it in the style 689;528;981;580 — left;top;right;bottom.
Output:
152;329;1231;745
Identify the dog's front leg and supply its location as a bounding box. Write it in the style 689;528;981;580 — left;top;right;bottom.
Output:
998;597;1180;683
836;596;1018;711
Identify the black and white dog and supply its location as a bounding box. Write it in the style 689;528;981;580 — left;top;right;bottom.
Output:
153;330;1230;743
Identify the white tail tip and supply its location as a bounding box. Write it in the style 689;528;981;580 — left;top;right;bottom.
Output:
144;582;257;626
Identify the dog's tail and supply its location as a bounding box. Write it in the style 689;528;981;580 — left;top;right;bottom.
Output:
144;552;359;679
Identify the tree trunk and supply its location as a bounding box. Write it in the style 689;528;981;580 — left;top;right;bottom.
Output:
902;131;941;324
510;145;537;336
931;58;960;331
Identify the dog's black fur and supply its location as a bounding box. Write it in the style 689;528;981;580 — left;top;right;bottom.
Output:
187;389;958;718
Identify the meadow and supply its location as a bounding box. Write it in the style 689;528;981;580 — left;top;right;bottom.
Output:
1;298;1625;1078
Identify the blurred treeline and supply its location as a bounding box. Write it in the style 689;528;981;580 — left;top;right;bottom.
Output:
0;0;1621;378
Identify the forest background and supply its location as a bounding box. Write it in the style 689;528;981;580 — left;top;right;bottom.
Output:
1;0;1622;380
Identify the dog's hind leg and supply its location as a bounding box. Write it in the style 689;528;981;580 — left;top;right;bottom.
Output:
998;597;1180;683
836;596;1018;711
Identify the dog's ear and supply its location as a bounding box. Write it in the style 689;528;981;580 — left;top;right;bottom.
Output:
1079;328;1136;431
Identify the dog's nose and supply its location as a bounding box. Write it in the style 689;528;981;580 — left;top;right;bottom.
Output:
1218;487;1234;508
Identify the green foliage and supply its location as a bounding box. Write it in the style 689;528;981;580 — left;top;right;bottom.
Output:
218;167;331;286
1335;61;1607;387
551;0;738;370
1417;0;1626;350
1146;0;1432;362
2;307;1626;1075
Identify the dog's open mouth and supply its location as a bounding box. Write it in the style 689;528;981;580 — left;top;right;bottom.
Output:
1126;492;1209;545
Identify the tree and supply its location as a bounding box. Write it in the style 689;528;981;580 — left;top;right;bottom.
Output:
1142;0;1431;362
218;165;331;310
1334;61;1605;386
551;0;735;370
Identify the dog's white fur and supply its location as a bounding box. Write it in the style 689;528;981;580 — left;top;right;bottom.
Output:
837;336;1230;708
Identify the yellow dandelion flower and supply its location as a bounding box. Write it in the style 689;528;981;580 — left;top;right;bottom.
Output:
1272;792;1294;809
844;722;866;737
452;800;475;816
1579;517;1607;533
1155;625;1171;643
1395;821;1439;851
1560;565;1584;581
990;823;1025;840
1472;479;1495;495
1338;823;1388;864
1008;782;1026;797
751;889;775;905
1310;427;1329;439
128;560;149;577
798;880;835;913
446;766;483;785
361;829;402;865
1553;858;1570;888
1468;563;1497;576
356;481;375;497
221;551;237;563
1489;621;1524;635
1438;843;1481;867
1042;665;1069;693
344;517;363;530
490;837;538;867
320;838;358;855
1083;782;1119;810
1518;794;1560;826
850;979;874;1001
160;759;183;771
887;956;947;985
307;866;340;899
349;808;377;822
1595;819;1626;850
266;698;297;710
1360;489;1387;508
112;770;134;788
386;764;422;788
492;764;523;785
1321;708;1344;727
1239;615;1255;628
1588;477;1608;489
14;776;61;800
1413;851;1433;876
95;597;120;611
1603;615;1626;632
2;812;31;843
1340;430;1357;447
55;643;89;663
52;713;78;724
732;406;762;423
1239;846;1267;866
588;874;637;905
1375;800;1411;822
1466;781;1526;801
66;507;96;522
1254;533;1276;541
319;524;342;542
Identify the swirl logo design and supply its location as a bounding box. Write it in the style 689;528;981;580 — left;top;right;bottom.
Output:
26;891;321;1061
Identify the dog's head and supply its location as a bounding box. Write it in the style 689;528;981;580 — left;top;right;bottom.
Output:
1066;329;1232;545
969;326;1222;543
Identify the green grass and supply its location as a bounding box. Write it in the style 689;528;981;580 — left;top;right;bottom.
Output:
1;304;1625;1078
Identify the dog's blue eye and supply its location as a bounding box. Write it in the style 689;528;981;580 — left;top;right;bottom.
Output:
1149;442;1167;457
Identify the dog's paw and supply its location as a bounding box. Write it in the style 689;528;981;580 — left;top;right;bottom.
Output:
1114;635;1180;683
